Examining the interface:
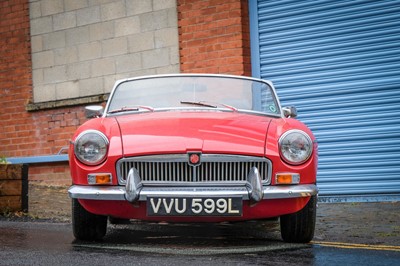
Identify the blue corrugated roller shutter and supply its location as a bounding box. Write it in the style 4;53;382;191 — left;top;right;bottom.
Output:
250;0;400;196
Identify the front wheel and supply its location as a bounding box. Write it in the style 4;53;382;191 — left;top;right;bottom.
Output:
72;199;108;241
280;195;317;243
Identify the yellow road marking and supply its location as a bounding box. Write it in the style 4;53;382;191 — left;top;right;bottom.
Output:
312;241;400;252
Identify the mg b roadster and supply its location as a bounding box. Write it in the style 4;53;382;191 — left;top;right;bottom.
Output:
68;74;318;243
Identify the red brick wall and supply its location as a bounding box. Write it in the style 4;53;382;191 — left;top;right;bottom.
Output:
1;0;252;185
27;107;87;156
0;0;85;185
24;107;88;185
0;0;33;157
177;0;251;75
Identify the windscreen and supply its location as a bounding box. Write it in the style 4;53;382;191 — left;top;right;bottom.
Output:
107;75;280;115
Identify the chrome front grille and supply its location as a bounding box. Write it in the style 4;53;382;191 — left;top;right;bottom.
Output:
117;154;271;185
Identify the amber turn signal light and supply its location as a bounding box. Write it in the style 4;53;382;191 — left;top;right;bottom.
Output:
275;173;300;185
88;173;112;185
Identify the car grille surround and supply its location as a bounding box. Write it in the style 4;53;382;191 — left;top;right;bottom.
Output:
116;154;272;185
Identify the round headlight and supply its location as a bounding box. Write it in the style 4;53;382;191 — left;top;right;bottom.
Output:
74;130;109;165
279;130;313;165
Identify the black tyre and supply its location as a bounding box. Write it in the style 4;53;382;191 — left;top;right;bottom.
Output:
72;199;107;241
280;195;317;243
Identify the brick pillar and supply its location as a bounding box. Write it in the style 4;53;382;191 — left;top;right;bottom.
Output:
0;0;33;157
177;0;251;76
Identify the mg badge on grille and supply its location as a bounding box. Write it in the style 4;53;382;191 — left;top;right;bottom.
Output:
188;152;201;166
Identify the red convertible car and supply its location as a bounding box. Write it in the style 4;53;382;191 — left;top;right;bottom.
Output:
68;74;318;243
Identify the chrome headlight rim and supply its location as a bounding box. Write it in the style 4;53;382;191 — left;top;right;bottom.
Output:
74;130;109;166
279;129;313;165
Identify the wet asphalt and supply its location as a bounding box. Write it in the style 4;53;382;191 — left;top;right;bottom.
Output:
1;218;399;265
2;185;400;265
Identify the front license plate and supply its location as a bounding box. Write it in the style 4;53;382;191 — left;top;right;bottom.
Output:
147;197;242;216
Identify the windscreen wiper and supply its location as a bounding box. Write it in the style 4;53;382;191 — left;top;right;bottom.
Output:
108;105;154;114
180;101;237;112
180;101;217;108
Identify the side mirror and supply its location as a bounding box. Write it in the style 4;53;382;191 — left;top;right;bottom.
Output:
282;106;297;118
85;105;104;119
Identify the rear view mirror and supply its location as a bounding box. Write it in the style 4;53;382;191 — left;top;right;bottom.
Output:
282;106;297;118
85;105;104;118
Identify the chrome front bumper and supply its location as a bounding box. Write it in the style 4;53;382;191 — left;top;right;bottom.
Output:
68;184;318;201
70;166;317;202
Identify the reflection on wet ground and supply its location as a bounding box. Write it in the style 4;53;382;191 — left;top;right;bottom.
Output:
1;220;399;265
105;220;282;247
73;220;308;255
0;221;73;251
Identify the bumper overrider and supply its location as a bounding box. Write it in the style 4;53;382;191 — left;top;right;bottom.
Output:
68;167;317;202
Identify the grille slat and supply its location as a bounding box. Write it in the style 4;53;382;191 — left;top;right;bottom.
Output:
117;155;271;185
